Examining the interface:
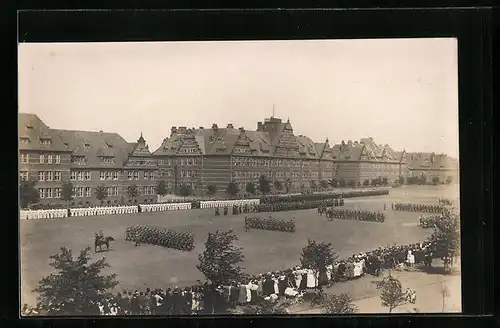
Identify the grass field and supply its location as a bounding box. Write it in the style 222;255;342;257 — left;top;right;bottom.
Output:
20;185;459;306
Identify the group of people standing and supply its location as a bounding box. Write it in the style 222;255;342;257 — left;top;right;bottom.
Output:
125;225;195;251
244;214;296;233
392;203;446;213
323;208;386;223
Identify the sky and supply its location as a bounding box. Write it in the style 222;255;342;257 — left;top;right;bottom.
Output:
18;39;459;158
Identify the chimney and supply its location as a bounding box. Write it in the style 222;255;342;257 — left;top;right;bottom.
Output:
170;126;177;136
99;130;103;132
199;126;204;130
178;126;187;134
354;141;358;144
227;123;234;129
212;123;218;131
257;122;263;131
369;137;373;140
239;127;245;134
341;140;345;145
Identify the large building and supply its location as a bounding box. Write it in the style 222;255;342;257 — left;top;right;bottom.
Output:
152;117;336;195
331;138;407;186
18;113;158;206
18;113;459;206
406;152;459;184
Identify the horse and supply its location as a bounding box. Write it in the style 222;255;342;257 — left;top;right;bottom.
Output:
95;236;115;252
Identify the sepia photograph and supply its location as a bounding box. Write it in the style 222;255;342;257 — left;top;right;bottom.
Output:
18;39;460;316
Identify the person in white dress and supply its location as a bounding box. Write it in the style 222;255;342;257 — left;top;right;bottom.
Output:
306;269;316;288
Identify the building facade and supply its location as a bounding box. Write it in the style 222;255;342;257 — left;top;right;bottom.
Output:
152;117;337;195
406;152;459;184
332;138;408;186
18;114;157;207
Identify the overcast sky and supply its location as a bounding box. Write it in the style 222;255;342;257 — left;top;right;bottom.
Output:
18;39;459;157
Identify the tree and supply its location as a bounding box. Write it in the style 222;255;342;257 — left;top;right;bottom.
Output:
179;184;193;197
419;174;427;185
382;177;388;186
377;275;406;313
338;179;346;188
320;180;329;190
440;281;450;312
329;178;339;188
347;180;355;188
300;239;338;290
398;176;405;185
274;180;283;191
197;230;246;288
95;185;107;205
363;179;370;187
284;178;292;193
60;181;74;206
226;181;240;196
427;210;460;273
432;176;440;185
156;180;167;197
371;178;378;187
446;176;453;184
127;185;139;199
33;247;118;315
322;293;358;314
258;175;271;195
20;180;40;209
207;184;217;196
245;182;256;195
310;180;318;191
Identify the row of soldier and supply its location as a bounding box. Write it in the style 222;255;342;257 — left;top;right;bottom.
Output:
392;203;446;213
244;215;296;233
256;199;336;213
139;203;191;212
20;209;67;220
438;198;454;206
260;188;389;204
125;225;194;251
200;199;260;209
325;208;386;223
71;206;139;217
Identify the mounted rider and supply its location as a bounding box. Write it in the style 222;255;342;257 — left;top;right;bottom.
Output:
95;230;104;243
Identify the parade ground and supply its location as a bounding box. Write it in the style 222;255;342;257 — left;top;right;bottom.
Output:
20;185;460;307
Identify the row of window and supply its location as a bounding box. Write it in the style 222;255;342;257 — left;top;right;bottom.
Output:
20;154;61;164
19;137;52;145
37;185;159;199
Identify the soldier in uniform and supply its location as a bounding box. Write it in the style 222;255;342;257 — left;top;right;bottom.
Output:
215;208;220;216
223;206;228;216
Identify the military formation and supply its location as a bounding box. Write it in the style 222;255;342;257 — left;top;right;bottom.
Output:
419;215;444;228
325;208;385;223
244;215;296;233
256;199;336;213
259;188;390;204
392;202;446;213
438;198;454;206
125;225;194;251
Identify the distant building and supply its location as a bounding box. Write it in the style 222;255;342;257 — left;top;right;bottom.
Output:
152;117;336;195
18;113;157;207
406;152;459;184
331;137;407;186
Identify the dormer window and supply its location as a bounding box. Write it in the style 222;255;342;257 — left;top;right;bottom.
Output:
26;125;34;130
19;137;30;144
99;156;115;164
40;138;52;145
106;142;114;148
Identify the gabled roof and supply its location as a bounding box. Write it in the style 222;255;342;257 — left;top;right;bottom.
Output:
53;129;131;168
407;152;459;170
18;113;70;152
129;133;152;157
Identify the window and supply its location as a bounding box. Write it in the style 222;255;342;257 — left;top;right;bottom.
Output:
19;137;30;144
70;171;77;180
20;171;28;181
47;154;53;164
186;170;191;178
39;188;45;199
181;170;185;178
46;171;53;181
78;171;84;181
55;155;61;164
106;171;112;180
54;171;61;181
106;187;113;197
181;158;186;166
38;171;45;181
113;187;119;196
55;188;61;198
133;171;139;180
100;171;106;180
167;170;172;177
20;154;28;163
85;171;91;180
40;138;52;146
113;171;119;180
144;171;149;180
46;188;53;198
77;187;84;198
128;171;133;180
85;187;92;197
39;154;45;164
